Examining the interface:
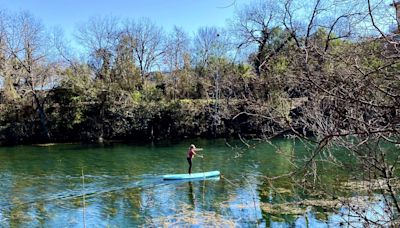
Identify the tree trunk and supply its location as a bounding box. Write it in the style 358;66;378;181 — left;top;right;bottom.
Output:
33;93;50;140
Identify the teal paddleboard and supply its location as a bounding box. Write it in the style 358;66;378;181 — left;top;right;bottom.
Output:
163;171;220;180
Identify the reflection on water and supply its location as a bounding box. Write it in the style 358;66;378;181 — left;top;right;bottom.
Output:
0;139;392;227
188;181;195;206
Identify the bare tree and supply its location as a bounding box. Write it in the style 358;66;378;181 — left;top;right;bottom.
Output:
231;0;288;75
259;0;400;225
50;26;80;72
193;26;228;69
112;32;139;88
75;15;120;81
3;11;59;139
124;17;165;85
193;26;232;135
164;26;190;99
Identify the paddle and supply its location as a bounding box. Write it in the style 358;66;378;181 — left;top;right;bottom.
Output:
195;148;204;158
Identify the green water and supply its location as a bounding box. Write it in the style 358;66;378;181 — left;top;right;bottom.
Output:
0;138;388;227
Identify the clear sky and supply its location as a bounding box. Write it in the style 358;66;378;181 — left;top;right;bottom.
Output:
1;0;248;38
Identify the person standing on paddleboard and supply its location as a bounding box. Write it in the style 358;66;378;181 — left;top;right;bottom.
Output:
187;144;202;174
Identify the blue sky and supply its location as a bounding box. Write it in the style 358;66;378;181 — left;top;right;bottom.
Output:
1;0;249;38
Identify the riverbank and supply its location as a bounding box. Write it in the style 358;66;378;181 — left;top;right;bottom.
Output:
0;139;396;227
0;97;304;146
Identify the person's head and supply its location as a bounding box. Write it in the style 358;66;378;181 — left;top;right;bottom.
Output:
190;144;196;149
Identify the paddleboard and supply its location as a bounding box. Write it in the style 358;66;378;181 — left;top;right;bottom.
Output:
163;171;220;180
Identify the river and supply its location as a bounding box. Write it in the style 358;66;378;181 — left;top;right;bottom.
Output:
0;138;391;227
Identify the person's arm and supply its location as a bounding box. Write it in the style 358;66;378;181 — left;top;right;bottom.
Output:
194;149;204;158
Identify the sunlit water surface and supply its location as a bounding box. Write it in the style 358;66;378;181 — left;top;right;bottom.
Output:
0;139;390;227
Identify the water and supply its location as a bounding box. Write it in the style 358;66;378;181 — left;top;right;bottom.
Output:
0;138;390;227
